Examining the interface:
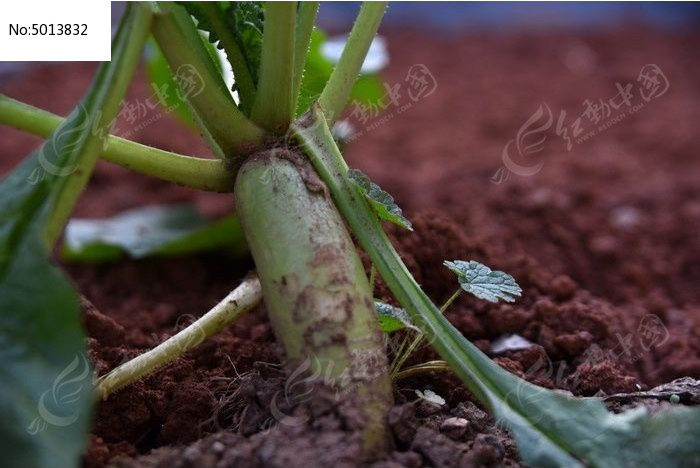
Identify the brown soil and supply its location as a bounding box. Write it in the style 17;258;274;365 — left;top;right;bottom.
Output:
1;27;699;467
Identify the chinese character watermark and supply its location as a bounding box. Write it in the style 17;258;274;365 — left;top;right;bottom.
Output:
344;63;438;142
491;64;670;185
27;354;93;435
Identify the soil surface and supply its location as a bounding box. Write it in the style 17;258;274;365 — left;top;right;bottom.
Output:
1;27;699;467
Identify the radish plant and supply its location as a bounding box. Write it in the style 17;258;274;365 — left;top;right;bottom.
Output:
0;2;698;467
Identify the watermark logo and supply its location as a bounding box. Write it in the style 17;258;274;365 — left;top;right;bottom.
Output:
112;64;206;141
345;63;438;141
253;61;438;186
405;64;438;102
26;62;207;186
581;314;669;367
637;64;669;102
269;356;319;427
492;64;670;184
499;103;551;180
171;313;207;351
146;313;207;354
106;312;208;377
256;163;277;186
174;64;205;101
269;346;387;427
637;314;669;351
27;354;92;434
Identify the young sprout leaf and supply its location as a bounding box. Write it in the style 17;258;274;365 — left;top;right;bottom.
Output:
62;205;247;262
415;389;446;406
348;168;412;230
374;300;416;333
444;260;521;303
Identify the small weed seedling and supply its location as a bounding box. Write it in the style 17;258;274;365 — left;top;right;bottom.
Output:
0;3;698;467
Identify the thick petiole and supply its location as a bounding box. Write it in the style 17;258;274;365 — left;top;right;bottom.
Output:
0;95;234;192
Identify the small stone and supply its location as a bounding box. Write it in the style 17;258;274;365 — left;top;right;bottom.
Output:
490;334;535;355
440;417;469;440
211;441;225;454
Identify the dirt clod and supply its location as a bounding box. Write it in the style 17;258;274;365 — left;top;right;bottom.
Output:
411;427;463;468
388;404;418;449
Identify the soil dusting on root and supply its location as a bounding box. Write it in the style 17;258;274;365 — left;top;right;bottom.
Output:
1;27;699;467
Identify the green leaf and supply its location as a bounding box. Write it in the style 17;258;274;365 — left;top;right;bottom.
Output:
478;376;700;468
294;105;700;468
0;199;91;468
348;168;412;230
350;74;385;107
179;1;263;82
62;205;247;262
0;5;151;467
374;301;415;333
444;260;522;303
296;29;385;117
225;1;264;87
615;406;700;466
178;1;263;113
